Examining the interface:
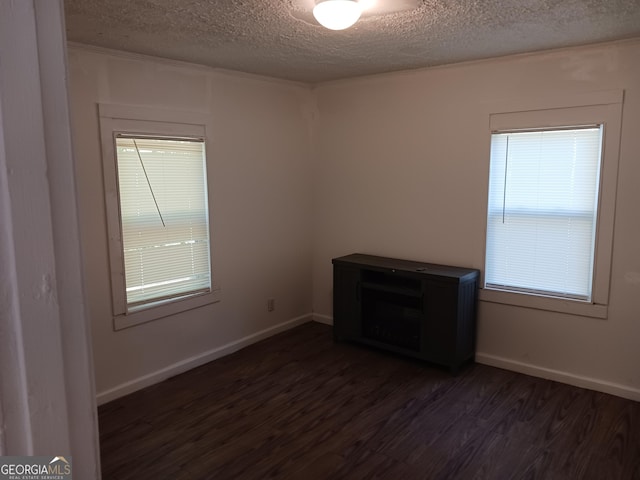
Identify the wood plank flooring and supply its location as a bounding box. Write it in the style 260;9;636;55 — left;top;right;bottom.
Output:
99;322;640;479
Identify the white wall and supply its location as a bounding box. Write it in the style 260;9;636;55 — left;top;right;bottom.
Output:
312;40;640;399
68;46;314;401
69;39;640;404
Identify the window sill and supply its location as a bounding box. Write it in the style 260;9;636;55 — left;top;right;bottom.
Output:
113;288;221;330
479;288;608;319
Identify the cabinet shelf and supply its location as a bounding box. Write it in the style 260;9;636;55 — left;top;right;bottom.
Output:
333;253;480;373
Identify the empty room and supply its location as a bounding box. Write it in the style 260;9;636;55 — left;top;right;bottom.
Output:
1;0;639;479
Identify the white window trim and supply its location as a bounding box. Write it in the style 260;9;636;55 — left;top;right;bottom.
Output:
99;104;220;330
479;90;623;319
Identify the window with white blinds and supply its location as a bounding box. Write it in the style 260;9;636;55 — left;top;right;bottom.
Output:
485;127;603;301
115;136;211;308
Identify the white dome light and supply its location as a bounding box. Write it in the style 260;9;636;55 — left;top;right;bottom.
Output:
313;0;363;31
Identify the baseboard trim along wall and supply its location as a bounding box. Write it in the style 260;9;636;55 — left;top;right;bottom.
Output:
312;313;333;325
96;313;313;405
310;313;640;402
98;313;639;404
475;352;640;402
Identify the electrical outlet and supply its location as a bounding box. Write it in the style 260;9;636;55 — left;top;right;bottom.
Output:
267;298;275;312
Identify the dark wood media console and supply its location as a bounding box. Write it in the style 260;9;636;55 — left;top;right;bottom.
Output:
332;254;480;373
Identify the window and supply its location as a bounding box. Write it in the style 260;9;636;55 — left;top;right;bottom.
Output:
480;92;623;318
115;136;210;308
99;105;219;329
485;127;602;301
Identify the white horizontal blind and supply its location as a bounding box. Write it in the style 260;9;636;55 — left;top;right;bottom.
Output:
115;136;211;308
485;127;603;300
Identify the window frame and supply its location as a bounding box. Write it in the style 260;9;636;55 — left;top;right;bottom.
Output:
99;104;220;330
479;90;623;319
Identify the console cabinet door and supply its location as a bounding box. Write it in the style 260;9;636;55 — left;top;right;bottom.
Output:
333;266;361;340
423;278;458;364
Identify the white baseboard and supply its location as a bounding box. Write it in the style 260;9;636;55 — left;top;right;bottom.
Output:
308;313;639;402
96;313;313;405
98;313;639;405
476;352;640;402
313;313;640;402
312;313;333;325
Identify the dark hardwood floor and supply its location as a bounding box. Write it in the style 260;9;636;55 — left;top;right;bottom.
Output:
99;322;640;480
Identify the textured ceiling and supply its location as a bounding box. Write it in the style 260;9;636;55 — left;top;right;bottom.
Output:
64;0;640;83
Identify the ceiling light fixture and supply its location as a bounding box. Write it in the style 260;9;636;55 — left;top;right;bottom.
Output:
313;0;363;31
